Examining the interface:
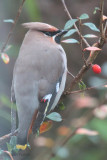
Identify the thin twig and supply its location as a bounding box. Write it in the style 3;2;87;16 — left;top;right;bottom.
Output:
62;0;106;92
0;129;18;145
78;18;87;66
61;0;90;47
68;0;106;91
0;0;26;53
64;82;107;95
100;0;104;37
67;70;75;78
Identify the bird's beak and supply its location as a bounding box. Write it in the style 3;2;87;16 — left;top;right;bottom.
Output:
55;30;68;44
57;30;68;37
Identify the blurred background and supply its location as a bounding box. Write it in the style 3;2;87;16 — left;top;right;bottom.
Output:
0;0;107;160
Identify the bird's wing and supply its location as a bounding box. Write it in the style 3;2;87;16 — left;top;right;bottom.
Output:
31;73;64;134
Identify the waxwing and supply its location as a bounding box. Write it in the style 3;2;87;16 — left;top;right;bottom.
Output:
11;22;68;146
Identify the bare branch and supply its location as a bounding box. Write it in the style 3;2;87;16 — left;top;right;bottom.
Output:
64;82;107;95
0;0;26;53
100;0;104;37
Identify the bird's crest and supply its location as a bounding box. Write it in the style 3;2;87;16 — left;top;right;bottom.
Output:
22;22;58;32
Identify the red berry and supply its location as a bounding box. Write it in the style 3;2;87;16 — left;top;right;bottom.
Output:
92;64;101;74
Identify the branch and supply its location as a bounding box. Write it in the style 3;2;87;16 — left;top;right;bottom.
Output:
61;0;90;47
0;129;18;145
0;0;26;53
64;82;107;95
64;0;106;92
78;18;87;65
100;0;104;37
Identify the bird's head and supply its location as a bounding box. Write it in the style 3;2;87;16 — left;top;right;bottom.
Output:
22;22;67;44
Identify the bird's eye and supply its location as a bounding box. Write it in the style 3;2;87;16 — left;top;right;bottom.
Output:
42;30;61;37
42;31;51;36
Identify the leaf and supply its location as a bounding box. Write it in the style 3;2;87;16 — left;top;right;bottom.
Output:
64;19;78;30
78;81;86;90
10;136;17;147
39;120;53;134
83;34;97;38
84;46;101;51
76;128;99;136
1;53;10;64
93;7;100;14
63;29;77;37
58;102;65;111
7;143;12;153
79;13;89;20
62;39;79;44
83;22;100;32
3;19;14;23
46;112;62;122
7;136;19;153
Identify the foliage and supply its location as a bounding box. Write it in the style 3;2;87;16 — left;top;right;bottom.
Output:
0;0;107;160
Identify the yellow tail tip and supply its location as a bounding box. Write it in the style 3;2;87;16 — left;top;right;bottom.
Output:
16;144;27;150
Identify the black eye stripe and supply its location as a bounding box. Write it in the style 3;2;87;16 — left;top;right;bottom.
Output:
42;30;61;37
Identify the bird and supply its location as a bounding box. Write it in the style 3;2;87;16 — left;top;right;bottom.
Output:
11;22;68;148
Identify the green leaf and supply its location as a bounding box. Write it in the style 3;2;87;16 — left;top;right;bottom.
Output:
63;29;77;37
83;22;100;32
46;112;62;122
10;136;17;147
93;7;100;14
3;19;14;23
7;136;19;153
6;143;12;153
58;102;65;111
62;38;79;44
79;13;89;20
83;34;97;38
78;81;86;90
64;19;78;30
